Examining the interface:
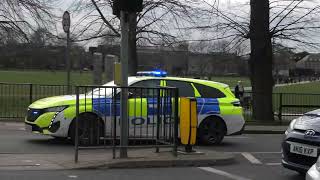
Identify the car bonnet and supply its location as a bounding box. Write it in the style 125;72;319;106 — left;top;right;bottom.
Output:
294;109;320;131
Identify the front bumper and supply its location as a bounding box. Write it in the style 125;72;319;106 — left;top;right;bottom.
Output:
229;123;245;135
282;159;310;173
282;130;320;172
25;122;51;135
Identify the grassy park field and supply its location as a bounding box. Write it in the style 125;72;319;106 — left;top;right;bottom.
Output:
0;70;93;85
1;70;318;93
0;70;319;120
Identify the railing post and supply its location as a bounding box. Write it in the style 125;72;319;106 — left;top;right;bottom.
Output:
173;88;179;157
29;84;33;104
156;88;161;153
278;93;283;125
75;86;80;163
113;87;117;159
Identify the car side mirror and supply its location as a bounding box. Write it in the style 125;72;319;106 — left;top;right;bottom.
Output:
128;91;134;99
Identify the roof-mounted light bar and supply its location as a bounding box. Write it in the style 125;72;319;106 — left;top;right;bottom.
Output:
136;70;167;77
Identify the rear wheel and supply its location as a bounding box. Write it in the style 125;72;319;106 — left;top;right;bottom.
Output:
69;113;104;146
198;117;226;145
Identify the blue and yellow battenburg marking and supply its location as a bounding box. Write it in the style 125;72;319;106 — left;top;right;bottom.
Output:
92;97;221;125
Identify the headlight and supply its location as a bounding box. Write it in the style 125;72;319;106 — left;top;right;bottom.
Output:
44;106;68;113
285;119;297;135
316;157;320;171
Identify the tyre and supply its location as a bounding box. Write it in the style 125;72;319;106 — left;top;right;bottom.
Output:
69;113;104;146
198;117;226;145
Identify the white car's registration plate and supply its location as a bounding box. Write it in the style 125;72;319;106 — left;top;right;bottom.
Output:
289;142;317;157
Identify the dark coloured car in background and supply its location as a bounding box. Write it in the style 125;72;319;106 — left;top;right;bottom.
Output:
282;109;320;173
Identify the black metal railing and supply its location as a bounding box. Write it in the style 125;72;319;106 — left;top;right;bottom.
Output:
242;92;320;123
74;85;179;161
1;82;319;124
0;82;75;119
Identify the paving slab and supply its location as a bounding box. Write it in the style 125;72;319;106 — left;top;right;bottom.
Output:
244;125;287;134
0;148;234;171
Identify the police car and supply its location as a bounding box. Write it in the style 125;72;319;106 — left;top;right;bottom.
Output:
25;71;245;145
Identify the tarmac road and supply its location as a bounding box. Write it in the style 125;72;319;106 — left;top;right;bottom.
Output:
0;122;306;180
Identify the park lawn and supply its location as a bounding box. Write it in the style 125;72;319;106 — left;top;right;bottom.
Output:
0;70;93;85
209;76;251;88
274;81;320;94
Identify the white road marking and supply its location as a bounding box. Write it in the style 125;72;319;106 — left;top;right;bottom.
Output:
198;167;252;180
228;152;281;154
22;160;33;163
68;175;78;178
241;152;262;164
250;152;281;154
266;163;281;166
224;136;250;139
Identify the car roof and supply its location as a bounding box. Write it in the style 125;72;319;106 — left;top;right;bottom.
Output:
129;76;229;88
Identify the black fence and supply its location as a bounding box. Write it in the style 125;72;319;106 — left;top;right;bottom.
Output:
0;83;76;120
74;86;179;161
1;82;320;124
242;92;320;122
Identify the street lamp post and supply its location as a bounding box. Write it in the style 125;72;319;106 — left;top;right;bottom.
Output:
62;11;71;93
113;0;143;159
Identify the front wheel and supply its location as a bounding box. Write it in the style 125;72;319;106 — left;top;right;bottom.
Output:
198;117;226;145
69;113;104;146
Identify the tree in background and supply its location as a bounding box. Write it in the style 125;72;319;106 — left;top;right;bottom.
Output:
70;0;202;75
197;0;320;122
0;0;55;42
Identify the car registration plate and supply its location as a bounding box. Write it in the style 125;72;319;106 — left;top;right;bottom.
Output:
289;142;317;157
25;124;32;132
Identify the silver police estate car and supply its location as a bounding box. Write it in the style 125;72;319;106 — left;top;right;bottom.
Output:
282;109;320;173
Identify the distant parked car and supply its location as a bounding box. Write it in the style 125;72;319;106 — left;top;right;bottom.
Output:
282;109;320;173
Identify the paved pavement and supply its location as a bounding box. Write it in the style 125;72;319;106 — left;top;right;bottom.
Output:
0;122;306;179
244;125;287;134
0;122;234;170
0;121;288;171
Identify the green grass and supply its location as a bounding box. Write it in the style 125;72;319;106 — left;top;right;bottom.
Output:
209;76;251;87
0;70;93;85
274;82;320;94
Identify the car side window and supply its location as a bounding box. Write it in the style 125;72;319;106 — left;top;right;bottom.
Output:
193;83;226;98
130;80;160;98
166;80;195;97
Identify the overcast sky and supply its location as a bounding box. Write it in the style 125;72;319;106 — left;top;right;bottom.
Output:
50;0;320;52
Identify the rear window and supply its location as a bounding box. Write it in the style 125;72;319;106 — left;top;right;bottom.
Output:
166;80;195;97
193;83;226;98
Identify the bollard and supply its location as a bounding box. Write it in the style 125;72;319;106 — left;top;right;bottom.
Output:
180;97;197;153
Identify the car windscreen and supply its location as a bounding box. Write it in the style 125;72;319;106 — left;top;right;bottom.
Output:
86;81;116;97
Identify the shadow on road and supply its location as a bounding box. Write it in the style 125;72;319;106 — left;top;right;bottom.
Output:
26;138;73;146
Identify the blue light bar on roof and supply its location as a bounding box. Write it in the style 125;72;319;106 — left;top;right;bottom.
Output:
136;70;167;77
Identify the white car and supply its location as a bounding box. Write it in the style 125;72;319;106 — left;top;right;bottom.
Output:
306;156;320;180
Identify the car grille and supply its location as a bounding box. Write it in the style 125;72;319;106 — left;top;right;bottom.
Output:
26;109;44;122
286;152;317;167
295;129;320;136
283;138;320;167
287;136;320;146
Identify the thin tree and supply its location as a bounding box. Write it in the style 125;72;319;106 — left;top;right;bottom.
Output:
0;0;55;42
198;0;320;122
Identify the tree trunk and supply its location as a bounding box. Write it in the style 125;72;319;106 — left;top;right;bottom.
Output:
249;0;274;122
128;13;138;76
